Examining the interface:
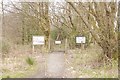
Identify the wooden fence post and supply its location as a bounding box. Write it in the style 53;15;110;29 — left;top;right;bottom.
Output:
65;38;68;54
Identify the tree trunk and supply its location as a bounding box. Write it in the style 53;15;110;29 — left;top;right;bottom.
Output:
44;30;50;50
22;16;25;45
68;2;118;59
118;2;120;60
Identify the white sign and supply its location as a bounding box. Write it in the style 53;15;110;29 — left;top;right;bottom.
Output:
33;36;44;45
55;41;61;44
76;36;86;43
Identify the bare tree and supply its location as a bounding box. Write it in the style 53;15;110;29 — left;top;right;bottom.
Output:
68;2;118;59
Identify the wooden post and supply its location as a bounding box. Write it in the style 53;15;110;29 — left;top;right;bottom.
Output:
65;38;68;54
32;45;34;54
48;35;51;53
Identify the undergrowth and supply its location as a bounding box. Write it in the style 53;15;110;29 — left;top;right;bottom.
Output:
26;57;35;66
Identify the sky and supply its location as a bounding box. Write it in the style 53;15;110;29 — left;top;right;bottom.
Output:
2;0;120;3
0;0;119;14
2;0;65;3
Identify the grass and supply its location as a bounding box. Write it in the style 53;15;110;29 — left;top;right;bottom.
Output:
26;57;35;66
68;44;118;78
1;44;41;78
2;40;10;57
1;64;37;78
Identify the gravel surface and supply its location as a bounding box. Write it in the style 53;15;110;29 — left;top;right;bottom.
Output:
46;52;65;78
30;51;65;78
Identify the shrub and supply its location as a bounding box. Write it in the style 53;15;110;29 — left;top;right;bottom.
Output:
26;57;35;66
6;75;10;78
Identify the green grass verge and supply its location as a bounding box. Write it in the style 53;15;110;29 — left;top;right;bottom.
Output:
1;60;39;78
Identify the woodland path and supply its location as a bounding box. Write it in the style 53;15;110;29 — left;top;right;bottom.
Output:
30;51;65;78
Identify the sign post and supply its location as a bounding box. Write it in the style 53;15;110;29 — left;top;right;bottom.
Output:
76;36;86;44
76;36;86;49
55;41;61;45
32;36;45;53
54;40;61;51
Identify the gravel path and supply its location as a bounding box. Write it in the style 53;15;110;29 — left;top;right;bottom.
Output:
46;52;65;78
31;51;65;78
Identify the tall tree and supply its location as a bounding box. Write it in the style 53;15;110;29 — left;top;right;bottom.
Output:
68;2;118;59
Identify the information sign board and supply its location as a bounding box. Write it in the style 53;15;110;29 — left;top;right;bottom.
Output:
33;36;44;45
76;36;86;43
